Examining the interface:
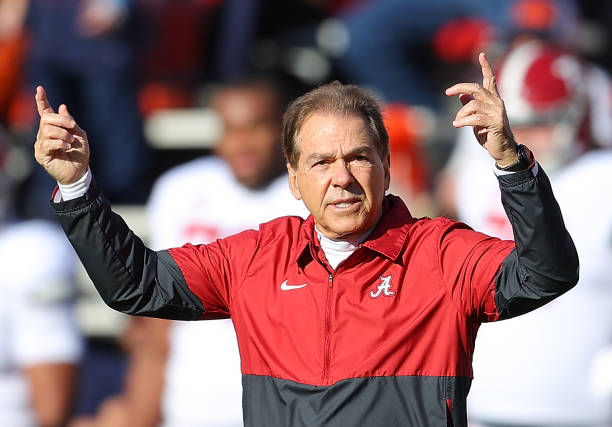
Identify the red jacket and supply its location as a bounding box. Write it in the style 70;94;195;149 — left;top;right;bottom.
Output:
171;195;513;381
52;167;578;426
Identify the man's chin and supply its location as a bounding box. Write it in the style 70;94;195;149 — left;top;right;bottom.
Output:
320;218;368;240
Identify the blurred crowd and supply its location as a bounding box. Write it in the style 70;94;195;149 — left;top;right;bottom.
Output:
1;0;612;426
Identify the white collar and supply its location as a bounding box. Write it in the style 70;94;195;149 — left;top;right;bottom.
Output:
315;225;376;269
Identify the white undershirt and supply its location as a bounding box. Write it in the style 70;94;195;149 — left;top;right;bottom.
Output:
56;168;92;202
315;226;375;270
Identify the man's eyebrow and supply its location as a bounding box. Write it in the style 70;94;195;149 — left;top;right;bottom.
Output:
305;152;333;163
346;146;375;156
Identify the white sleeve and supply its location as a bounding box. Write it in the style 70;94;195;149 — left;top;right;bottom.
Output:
12;295;83;366
4;222;83;366
146;174;184;250
493;162;539;177
55;168;92;202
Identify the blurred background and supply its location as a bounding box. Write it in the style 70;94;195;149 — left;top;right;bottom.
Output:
1;0;612;426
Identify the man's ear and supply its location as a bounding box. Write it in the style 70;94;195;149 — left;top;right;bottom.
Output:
384;154;391;191
287;163;302;200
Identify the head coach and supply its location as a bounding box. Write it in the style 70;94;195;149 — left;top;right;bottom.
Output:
33;53;578;426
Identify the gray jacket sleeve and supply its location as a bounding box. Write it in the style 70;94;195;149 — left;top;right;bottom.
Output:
493;165;579;319
52;179;205;320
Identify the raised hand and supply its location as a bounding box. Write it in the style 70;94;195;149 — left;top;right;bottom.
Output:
34;86;90;185
445;52;519;168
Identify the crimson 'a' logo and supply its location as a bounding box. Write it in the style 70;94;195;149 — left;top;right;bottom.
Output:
370;275;395;298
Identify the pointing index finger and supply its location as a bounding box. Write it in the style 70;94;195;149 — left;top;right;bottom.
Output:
35;86;55;116
479;52;499;96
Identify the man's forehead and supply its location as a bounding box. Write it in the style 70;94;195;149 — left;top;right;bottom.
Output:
292;112;379;164
300;112;373;141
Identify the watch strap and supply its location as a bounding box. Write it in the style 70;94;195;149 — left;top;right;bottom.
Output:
495;144;535;172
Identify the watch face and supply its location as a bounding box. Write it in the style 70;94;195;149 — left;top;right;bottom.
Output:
518;145;535;169
498;145;533;172
518;145;528;161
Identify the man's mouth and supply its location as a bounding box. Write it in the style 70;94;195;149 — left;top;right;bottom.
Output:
328;198;361;209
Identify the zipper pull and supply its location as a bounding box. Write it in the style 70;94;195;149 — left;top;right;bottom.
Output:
328;273;333;288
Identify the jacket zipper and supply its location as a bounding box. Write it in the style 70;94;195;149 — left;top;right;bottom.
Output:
323;272;333;385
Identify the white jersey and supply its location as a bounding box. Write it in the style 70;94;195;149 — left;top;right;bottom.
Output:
450;137;612;425
0;220;82;427
147;156;308;427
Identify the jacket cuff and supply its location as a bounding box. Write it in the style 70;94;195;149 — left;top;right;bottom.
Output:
57;168;92;201
51;177;103;213
496;162;540;188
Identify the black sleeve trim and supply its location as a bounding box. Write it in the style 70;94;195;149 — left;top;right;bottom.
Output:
52;179;204;320
493;165;579;320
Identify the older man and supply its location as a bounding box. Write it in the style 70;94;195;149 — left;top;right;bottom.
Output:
34;53;578;426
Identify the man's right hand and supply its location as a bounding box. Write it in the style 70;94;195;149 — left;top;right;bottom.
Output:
34;86;90;185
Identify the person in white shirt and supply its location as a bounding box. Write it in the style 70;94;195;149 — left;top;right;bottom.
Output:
0;212;82;426
440;40;612;427
148;78;308;427
0;131;82;427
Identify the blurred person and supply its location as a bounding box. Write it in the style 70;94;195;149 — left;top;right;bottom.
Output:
20;0;149;416
32;49;580;425
440;40;612;426
75;76;308;427
0;136;83;427
147;77;308;427
22;0;151;218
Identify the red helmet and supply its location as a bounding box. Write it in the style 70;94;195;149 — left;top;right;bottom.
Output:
496;40;591;169
497;40;587;129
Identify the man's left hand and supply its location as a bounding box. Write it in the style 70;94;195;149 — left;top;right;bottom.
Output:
446;52;518;168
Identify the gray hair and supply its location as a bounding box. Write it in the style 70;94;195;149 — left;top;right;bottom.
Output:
281;81;389;168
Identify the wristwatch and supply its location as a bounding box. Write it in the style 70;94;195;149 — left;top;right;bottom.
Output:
495;144;534;172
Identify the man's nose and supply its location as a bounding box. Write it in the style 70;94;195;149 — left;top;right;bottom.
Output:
331;160;354;188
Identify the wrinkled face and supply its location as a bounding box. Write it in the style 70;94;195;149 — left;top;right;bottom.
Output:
213;86;283;188
288;112;390;241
